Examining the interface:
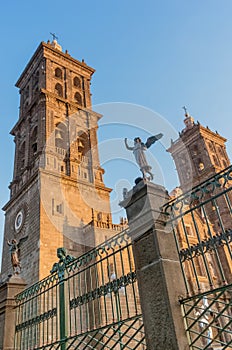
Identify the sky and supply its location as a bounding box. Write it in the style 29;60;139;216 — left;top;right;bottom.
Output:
1;0;232;263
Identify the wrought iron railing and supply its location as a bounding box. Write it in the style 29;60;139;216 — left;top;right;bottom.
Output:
163;165;232;349
180;285;232;349
163;165;232;297
14;229;146;349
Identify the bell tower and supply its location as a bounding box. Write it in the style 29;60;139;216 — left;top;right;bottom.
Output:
167;108;232;232
1;40;120;285
167;108;230;190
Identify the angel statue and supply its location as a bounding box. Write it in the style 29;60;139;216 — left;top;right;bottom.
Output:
7;237;28;274
124;133;163;180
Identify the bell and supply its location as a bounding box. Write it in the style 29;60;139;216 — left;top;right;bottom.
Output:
78;139;84;149
56;130;62;140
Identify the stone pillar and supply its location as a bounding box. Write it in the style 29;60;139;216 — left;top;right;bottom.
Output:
0;275;27;350
120;181;189;350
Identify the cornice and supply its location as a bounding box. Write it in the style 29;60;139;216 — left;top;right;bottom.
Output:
16;41;95;88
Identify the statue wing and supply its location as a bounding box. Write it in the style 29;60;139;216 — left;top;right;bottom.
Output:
145;133;163;149
18;236;28;248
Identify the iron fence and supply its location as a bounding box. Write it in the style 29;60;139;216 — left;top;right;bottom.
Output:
14;229;146;349
163;165;232;296
163;165;232;349
180;285;232;349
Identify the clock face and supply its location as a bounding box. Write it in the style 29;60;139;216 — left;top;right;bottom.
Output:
15;210;24;232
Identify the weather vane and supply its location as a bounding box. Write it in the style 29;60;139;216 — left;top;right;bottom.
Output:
182;106;189;116
50;32;58;41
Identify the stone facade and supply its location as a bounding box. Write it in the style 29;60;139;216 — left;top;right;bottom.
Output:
1;40;123;285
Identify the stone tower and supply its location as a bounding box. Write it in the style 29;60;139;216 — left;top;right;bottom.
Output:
167;109;232;286
1;40;122;285
167;109;230;191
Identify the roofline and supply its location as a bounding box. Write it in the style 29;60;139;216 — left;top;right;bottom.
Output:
15;41;95;87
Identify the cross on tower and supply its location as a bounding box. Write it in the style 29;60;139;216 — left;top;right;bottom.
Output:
50;32;58;41
182;106;189;117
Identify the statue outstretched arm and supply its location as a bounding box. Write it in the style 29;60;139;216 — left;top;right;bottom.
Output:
124;138;134;151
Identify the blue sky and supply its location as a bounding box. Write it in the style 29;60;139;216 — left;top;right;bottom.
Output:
1;0;232;261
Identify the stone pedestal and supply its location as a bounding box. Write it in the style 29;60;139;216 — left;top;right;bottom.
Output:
120;181;189;350
0;275;26;350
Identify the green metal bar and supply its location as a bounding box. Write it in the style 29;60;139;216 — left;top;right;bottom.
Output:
59;278;67;350
94;256;102;327
89;264;95;330
71;271;77;334
181;216;201;292
77;271;83;333
172;222;190;296
119;246;130;318
106;252;116;323
56;282;59;341
224;191;232;215
112;248;123;322
191;210;213;287
84;268;89;331
201;204;226;284
42;284;45;346
99;253;108;325
213;199;232;259
126;244;138;316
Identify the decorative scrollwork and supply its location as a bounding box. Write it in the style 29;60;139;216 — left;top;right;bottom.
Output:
15;308;57;332
179;230;232;262
163;165;232;217
67;229;130;273
70;271;137;309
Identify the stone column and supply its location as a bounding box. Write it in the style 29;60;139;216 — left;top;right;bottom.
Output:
0;275;27;350
120;180;189;350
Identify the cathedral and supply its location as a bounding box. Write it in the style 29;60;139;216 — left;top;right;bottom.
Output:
0;38;231;350
0;38;231;290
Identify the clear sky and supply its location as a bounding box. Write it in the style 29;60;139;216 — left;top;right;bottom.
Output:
1;0;232;263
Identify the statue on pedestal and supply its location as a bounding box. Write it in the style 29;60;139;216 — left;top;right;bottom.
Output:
124;133;163;180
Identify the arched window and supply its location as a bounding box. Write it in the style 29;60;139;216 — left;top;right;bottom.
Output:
73;76;81;88
208;141;214;151
25;85;29;98
31;126;38;154
19;141;26;172
55;122;67;149
192;144;198;156
74;92;82;105
33;70;39;87
212;155;220;166
55;83;63;97
55;67;62;79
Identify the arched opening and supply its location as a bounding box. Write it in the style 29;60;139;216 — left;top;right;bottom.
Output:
55;122;67;149
18;141;26;173
55;83;63;97
74;92;82;105
192;144;198;156
31;126;38;155
212;155;220;167
55;67;63;79
73;76;81;88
